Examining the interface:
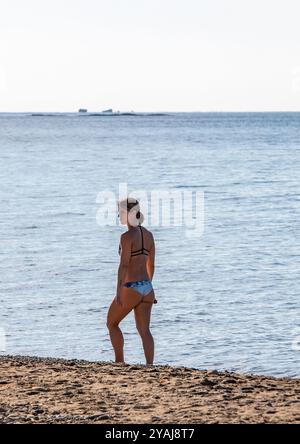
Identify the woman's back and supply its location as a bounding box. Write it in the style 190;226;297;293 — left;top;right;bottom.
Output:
121;226;155;282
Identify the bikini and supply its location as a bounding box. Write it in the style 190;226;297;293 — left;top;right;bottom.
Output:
119;226;157;304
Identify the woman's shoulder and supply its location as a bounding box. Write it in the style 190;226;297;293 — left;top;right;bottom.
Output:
121;226;154;239
141;226;154;242
120;230;131;241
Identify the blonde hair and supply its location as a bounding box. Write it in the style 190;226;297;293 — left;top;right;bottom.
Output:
118;197;143;225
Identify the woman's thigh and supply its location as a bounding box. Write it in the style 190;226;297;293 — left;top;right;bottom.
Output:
106;287;144;327
134;289;155;333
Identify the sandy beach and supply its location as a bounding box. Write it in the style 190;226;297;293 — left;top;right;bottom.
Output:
0;356;299;424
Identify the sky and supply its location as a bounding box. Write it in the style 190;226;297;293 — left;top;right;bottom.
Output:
0;0;300;112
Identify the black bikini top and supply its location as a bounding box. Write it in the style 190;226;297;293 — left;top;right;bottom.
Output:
118;225;150;257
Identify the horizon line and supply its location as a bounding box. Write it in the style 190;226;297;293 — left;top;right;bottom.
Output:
1;110;300;114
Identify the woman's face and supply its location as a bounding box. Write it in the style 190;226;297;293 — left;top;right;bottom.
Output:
118;205;128;225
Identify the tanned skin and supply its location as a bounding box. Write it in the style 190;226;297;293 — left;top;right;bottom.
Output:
106;213;156;365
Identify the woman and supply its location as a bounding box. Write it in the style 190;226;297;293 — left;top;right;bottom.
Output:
106;197;157;365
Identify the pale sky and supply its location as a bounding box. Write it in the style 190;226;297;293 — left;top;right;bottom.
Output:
0;0;300;112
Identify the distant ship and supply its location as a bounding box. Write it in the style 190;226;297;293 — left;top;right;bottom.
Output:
100;109;137;115
77;107;152;117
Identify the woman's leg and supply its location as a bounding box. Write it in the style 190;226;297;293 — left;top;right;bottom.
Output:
134;290;155;364
106;287;143;363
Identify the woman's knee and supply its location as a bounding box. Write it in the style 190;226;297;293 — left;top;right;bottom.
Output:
106;318;119;330
136;326;151;337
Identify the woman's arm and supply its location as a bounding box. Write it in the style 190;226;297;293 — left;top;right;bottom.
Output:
116;234;131;305
146;235;155;281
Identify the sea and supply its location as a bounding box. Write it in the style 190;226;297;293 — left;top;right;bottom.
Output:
0;111;299;377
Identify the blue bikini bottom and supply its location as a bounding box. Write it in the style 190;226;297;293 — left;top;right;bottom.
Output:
123;280;153;297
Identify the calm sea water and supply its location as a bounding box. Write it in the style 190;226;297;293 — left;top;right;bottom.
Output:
0;112;299;377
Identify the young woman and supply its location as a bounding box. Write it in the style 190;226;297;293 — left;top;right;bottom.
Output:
106;198;157;365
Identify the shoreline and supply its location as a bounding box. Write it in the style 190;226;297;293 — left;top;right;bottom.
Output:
0;355;299;424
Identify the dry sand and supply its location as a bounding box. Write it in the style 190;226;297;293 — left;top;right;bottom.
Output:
0;355;299;424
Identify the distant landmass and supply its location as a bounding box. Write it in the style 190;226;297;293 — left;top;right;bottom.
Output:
31;111;168;117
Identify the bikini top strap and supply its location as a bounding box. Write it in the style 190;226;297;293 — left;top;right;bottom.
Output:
139;225;144;251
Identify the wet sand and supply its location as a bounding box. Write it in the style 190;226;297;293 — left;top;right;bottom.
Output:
0;356;299;424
